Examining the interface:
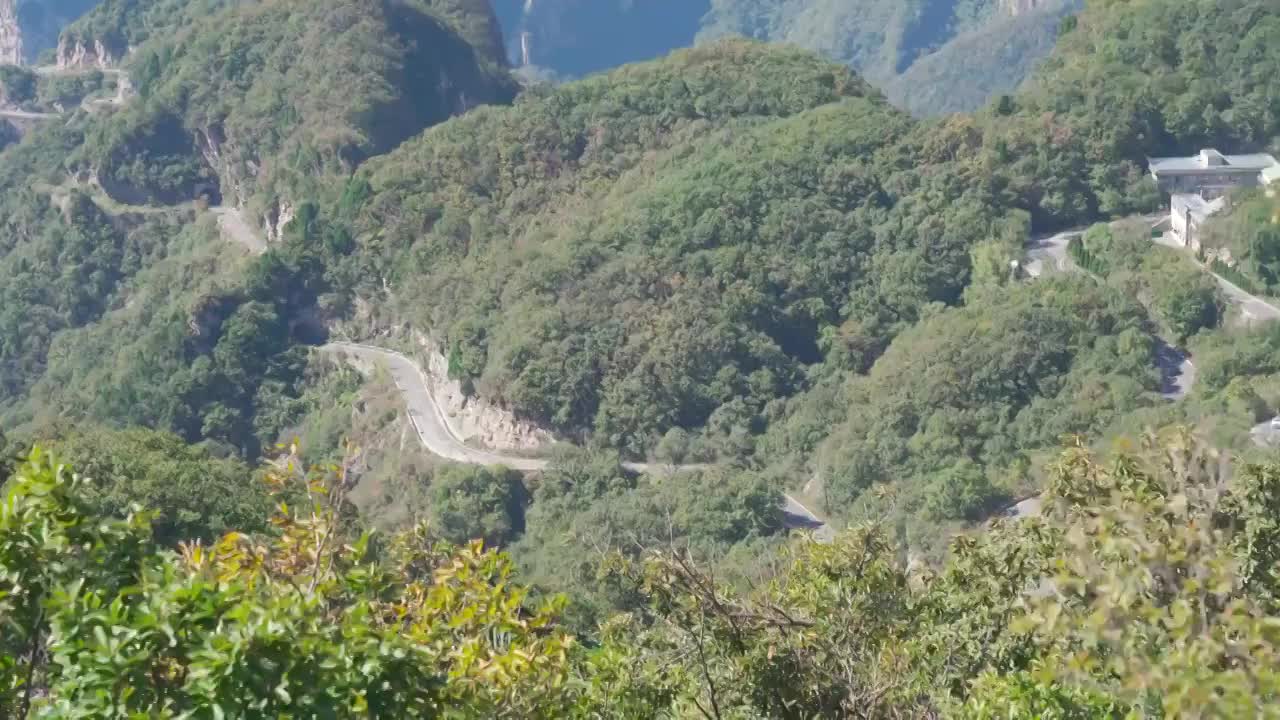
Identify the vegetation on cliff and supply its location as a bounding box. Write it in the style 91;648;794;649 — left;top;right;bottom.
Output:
0;0;517;456
76;0;516;213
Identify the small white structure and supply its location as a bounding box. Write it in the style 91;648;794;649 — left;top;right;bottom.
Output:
1265;165;1280;197
1148;148;1280;198
1170;193;1227;251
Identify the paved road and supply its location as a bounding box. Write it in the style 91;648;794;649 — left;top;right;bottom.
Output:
1212;272;1280;325
1154;339;1195;400
782;494;835;542
1152;233;1280;325
1023;229;1081;278
322;342;548;471
1003;496;1043;520
1252;418;1280;448
320;341;832;537
31;65;125;77
1;68;130;121
1024;215;1166;279
0;109;59;120
212;206;267;254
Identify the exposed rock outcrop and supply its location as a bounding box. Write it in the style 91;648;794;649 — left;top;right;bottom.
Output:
55;35;118;69
263;200;296;244
197;123;292;246
195;125;246;206
1000;0;1054;15
0;0;22;65
414;332;556;453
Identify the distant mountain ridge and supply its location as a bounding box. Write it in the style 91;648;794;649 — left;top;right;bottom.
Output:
884;0;1082;115
492;0;1080;115
2;0;1082;115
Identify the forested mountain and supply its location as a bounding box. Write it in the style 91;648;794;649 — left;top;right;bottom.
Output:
330;0;1279;458
0;0;517;458
699;0;1082;96
492;0;1080;115
4;0;1279;522
4;0;1280;715
351;44;939;452
78;0;515;216
881;0;1080;115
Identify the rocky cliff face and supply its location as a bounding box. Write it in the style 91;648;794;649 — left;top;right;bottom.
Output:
55;34;119;69
1000;0;1054;15
416;333;556;452
0;0;23;65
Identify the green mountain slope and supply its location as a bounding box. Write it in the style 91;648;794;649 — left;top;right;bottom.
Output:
5;0;1277;472
72;0;516;222
335;0;1280;454
748;0;1280;547
883;0;1079;115
700;0;1082;115
5;2;1280;714
0;0;518;455
2;0;1279;547
342;41;1017;453
492;0;1078;115
699;0;1000;85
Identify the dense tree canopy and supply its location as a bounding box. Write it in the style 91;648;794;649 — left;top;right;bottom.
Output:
3;0;1280;714
46;426;269;546
6;431;1280;716
71;0;516;216
346;40;1022;453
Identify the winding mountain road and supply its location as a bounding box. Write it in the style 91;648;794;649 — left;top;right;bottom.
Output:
0;109;59;120
1152;233;1280;325
320;341;832;536
1022;229;1082;278
1;67;131;122
31;65;125;77
1023;225;1199;399
1212;271;1280;325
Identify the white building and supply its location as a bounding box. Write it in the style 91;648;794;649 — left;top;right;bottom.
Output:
1149;149;1280;250
1265;165;1280;197
1169;193;1226;251
1148;148;1280;198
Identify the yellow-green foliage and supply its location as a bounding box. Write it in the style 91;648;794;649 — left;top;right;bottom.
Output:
596;432;1280;717
0;450;576;717
6;430;1280;716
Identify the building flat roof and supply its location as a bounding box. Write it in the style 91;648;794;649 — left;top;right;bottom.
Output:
1149;151;1280;175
